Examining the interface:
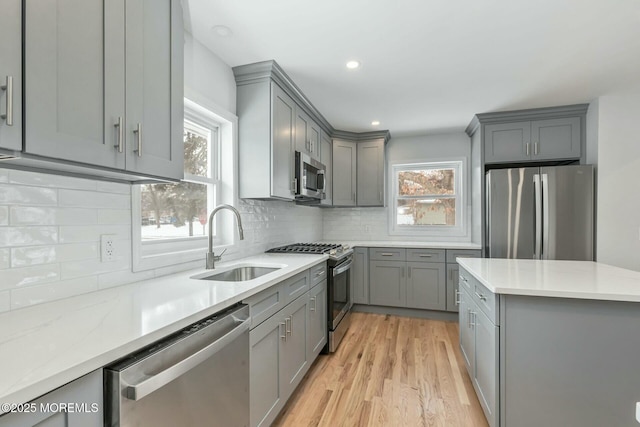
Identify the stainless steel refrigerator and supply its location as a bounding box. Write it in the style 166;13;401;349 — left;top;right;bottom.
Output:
486;164;594;260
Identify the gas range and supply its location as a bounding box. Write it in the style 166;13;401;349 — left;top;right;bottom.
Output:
266;242;353;263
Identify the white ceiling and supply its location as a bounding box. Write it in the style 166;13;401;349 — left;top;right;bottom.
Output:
185;0;640;136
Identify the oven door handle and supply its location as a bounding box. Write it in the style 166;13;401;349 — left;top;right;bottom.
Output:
124;317;250;401
332;259;353;277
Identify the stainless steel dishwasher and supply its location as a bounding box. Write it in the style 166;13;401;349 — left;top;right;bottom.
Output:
105;303;250;427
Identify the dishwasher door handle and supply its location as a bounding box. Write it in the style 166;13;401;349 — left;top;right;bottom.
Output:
125;316;250;401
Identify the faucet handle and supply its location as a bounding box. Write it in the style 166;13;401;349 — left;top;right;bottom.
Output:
215;248;227;259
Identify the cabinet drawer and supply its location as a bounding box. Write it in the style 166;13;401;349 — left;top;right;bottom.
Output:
282;270;310;305
244;282;286;329
407;248;445;263
473;281;499;326
446;249;482;264
369;247;406;261
309;262;328;287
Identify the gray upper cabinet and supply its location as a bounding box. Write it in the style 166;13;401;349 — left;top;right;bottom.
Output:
295;109;320;161
531;117;581;161
320;131;333;205
22;0;183;180
332;139;357;206
478;106;587;165
24;0;125;169
357;138;385;206
124;0;184;179
0;0;22;152
237;80;296;200
484;122;531;163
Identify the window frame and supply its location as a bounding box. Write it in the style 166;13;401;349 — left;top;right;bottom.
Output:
388;159;467;238
132;96;238;272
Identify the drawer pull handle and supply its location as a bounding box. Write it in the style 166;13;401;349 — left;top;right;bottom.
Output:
459;275;468;282
315;270;325;277
474;291;487;302
380;253;394;256
418;254;433;258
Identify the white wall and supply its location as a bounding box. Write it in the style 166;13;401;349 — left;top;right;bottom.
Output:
323;132;473;242
595;90;640;271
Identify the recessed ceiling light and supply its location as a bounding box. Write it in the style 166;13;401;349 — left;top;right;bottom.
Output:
346;60;361;70
371;120;380;126
211;25;232;37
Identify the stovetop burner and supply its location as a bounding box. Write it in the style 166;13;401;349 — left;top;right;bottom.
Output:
266;243;351;260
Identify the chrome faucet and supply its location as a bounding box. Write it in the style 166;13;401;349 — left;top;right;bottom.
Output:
206;204;244;269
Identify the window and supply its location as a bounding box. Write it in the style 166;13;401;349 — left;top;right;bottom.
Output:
140;115;218;240
390;160;466;237
132;97;237;271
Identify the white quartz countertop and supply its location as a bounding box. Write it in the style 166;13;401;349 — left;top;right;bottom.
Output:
457;258;640;302
0;253;326;414
333;241;482;250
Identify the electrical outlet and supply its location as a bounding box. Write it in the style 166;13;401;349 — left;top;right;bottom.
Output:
101;235;116;262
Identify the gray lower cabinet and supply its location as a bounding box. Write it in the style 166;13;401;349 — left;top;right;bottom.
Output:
332;139;357;206
0;0;21;152
406;262;446;311
247;264;330;427
237;79;296;200
459;267;498;427
0;370;102;427
369;260;405;307
320;131;333;205
356;138;385;206
446;249;482;312
484;117;581;164
351;247;369;304
23;0;183;180
368;248;446;310
307;281;327;360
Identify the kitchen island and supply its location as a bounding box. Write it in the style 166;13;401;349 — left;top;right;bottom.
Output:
457;258;640;427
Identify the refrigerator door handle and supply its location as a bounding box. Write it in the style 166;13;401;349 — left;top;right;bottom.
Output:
541;173;550;259
533;174;542;259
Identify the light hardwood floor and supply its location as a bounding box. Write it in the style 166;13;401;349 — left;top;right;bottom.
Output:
273;312;488;427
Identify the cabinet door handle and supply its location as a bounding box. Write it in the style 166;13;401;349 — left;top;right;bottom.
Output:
470;311;476;328
525;142;530;156
1;76;13;126
455;290;461;306
133;123;143;157
352;192;356;202
408;267;411;279
114;117;124;153
474;291;487;302
280;322;287;341
467;308;471;328
379;191;382;202
534;142;539;155
310;296;316;312
285;316;291;336
401;266;405;278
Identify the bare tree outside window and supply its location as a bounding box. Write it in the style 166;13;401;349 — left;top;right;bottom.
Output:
140;119;217;240
396;168;456;226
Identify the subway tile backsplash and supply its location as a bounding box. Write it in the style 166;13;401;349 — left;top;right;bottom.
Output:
0;169;323;313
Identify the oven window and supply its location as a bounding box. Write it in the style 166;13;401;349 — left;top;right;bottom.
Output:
332;269;348;319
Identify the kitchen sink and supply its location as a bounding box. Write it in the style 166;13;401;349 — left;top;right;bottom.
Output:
193;266;281;282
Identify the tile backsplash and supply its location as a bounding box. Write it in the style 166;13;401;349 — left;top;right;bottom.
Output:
0;169;322;313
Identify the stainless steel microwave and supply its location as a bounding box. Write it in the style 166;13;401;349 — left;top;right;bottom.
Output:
294;151;326;201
